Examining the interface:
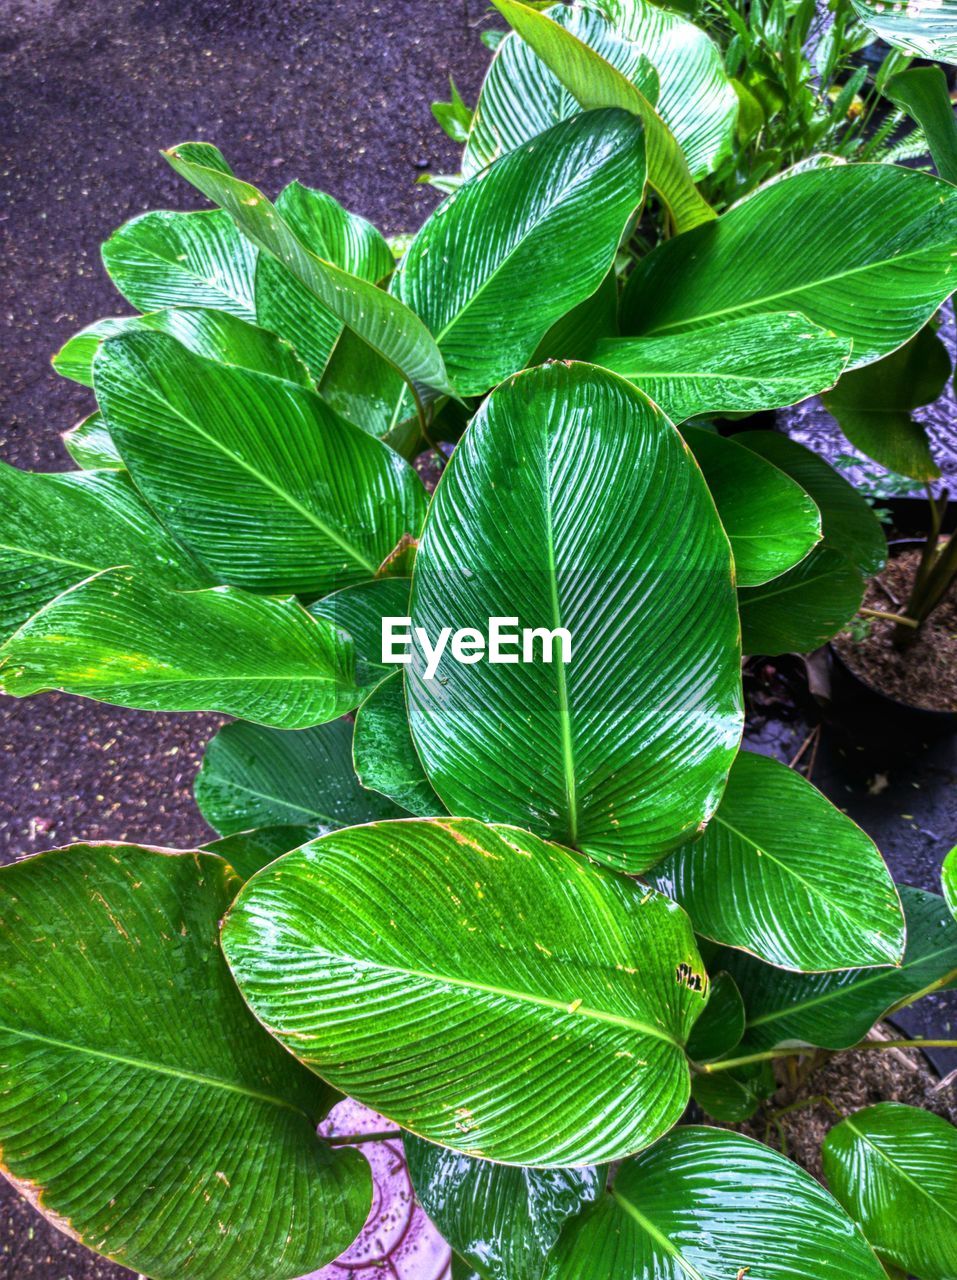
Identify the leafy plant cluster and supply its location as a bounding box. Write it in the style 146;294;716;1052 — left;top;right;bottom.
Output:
2;1;957;1278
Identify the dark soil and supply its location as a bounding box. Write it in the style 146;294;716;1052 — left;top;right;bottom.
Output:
833;548;957;712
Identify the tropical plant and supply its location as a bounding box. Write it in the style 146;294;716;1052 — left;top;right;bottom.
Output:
3;2;957;1278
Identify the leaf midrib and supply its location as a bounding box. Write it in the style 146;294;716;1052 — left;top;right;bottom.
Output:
611;1190;708;1280
0;1022;312;1121
839;1119;957;1229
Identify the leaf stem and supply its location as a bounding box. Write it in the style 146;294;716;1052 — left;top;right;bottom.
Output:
859;607;918;628
698;1038;957;1074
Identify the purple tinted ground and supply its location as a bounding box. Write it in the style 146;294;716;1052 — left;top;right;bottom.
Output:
0;0;487;1274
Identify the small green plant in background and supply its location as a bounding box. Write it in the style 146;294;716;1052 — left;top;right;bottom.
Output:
2;2;957;1278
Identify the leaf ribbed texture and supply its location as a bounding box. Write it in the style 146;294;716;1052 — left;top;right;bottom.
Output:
0;845;369;1280
195;718;403;835
61;412;124;471
353;672;444;816
650;750;905;972
545;1127;886;1280
0;571;368;729
102;209;258;318
94;330;426;597
853;0;957;61
395;109;646;396
222;818;708;1166
823;1103;957;1280
408;362;743;871
622;164;957;367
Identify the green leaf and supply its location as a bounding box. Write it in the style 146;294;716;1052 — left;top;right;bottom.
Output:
0;570;368;729
491;0;715;232
690;1058;776;1121
532;269;619;363
254;182;394;380
394;109;646;397
545;1127;886;1280
822;324;950;482
408;363;743;872
621;164;957;368
102;208;258;319
222;818;709;1166
405;1135;605;1280
651;751;904;971
853;0;957;63
0;464;207;641
194;718;403;836
61;412;124;471
201;825;313;880
685;970;745;1062
163;142;454;402
53;307;312;389
739;431;887;577
887;66;957;184
353;673;443;816
0;844;370;1280
823;1102;957;1280
94;330;426;597
944;846;957;920
682;425;821;587
308;576;411;677
591;312;850;424
432;75;474;144
722;887;957;1052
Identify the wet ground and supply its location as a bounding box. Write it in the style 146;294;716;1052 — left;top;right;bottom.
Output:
1;1;956;1275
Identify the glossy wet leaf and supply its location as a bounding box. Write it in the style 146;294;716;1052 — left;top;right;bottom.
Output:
690;1058;776;1122
394;110;646;396
887;66;957;184
61;412;124;471
590;312;849;424
407;363;743;872
308;577;412;678
0;571;368;729
682;425;821;587
222;818;709;1166
353;673;444;816
94;330;426;597
722;887;957;1052
545;1127;886;1280
255;181;394;379
0;844;370;1280
822;324;950;482
621;164;957;368
853;0;957;62
650;750;904;972
201;825;313;881
102;208;258;319
823;1102;957;1280
405;1136;605;1280
194;718;403;836
944;846;957;920
491;0;714;232
0;464;207;641
685;971;745;1063
532;269;619;363
164;142;454;402
53;307;312;389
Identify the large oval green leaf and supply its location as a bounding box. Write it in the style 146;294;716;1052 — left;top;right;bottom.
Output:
650;750;904;971
682;426;821;587
255;181;394;380
621;164;957;368
94;329;426;597
353;672;444;816
0;464;207;641
823;1103;957;1280
722;887;957;1052
0;570;368;729
222;818;709;1166
102;208;258;319
407;362;743;872
545;1127;886;1280
491;0;714;233
590;312;850;424
53;307;312;389
405;1135;605;1280
163;142;454;402
394;109;645;397
308;576;412;675
0;844;370;1280
194;717;403;835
